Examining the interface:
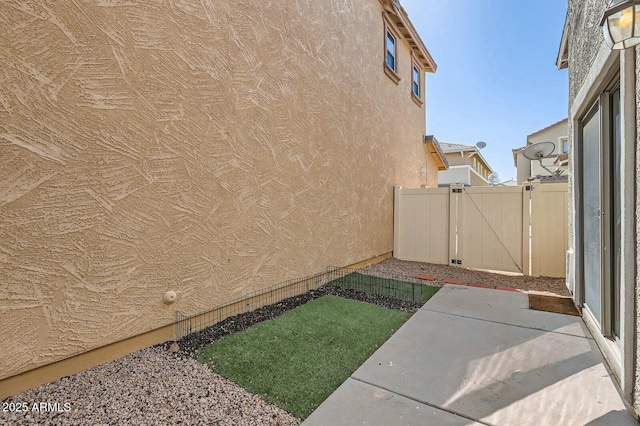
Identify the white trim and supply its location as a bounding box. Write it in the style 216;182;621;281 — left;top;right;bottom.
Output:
569;44;636;402
583;306;623;381
618;47;636;402
558;136;569;154
386;29;397;72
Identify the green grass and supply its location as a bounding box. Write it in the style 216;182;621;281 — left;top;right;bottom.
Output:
332;272;439;304
197;295;412;419
421;284;440;303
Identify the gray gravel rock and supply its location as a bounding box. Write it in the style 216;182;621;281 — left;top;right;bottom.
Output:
361;258;570;296
1;347;301;426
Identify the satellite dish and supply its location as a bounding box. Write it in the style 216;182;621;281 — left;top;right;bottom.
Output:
523;141;555;160
476;141;487;150
523;141;563;177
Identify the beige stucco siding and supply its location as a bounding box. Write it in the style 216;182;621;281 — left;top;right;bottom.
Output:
469;168;489;187
445;153;468;167
438;166;470;186
0;0;429;380
425;161;438;188
425;153;439;187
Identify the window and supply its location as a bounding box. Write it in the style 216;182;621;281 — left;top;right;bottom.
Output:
411;59;423;106
561;138;569;153
383;15;400;84
386;31;396;72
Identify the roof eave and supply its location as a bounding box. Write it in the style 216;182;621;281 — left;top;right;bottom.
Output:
556;12;569;70
380;0;437;72
424;135;449;170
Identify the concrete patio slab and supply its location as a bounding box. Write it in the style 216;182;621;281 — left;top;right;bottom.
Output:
303;378;483;426
303;285;637;426
423;284;590;338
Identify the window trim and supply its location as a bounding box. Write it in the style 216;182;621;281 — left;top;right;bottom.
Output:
383;13;400;85
386;30;397;71
411;59;423;106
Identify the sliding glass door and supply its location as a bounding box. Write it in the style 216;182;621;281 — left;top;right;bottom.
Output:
581;104;602;324
580;80;622;342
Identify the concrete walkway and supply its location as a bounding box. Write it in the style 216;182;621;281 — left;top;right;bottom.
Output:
303;285;638;425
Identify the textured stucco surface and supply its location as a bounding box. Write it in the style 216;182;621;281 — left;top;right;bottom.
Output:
565;0;607;274
0;0;430;379
567;0;608;102
424;151;439;188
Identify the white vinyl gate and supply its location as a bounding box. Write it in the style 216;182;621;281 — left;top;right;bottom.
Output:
393;183;569;277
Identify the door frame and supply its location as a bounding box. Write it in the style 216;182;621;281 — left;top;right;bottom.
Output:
570;46;636;401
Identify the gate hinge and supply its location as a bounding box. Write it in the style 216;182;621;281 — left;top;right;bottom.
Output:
525;185;533;191
451;188;462;193
451;259;462;265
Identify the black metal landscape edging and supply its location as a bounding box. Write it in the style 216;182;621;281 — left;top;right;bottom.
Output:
175;266;423;344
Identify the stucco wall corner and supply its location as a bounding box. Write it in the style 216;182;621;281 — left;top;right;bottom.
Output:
634;44;640;413
568;0;609;102
566;117;575;264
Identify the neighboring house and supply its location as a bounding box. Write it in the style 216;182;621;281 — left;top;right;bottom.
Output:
423;135;449;187
437;142;494;186
512;119;569;185
499;179;518;187
558;1;640;415
0;0;436;397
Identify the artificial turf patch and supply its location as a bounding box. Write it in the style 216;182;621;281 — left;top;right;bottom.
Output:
197;295;412;419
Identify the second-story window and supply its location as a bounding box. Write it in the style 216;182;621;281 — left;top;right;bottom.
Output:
383;15;400;84
412;65;420;97
562;138;569;153
386;30;396;72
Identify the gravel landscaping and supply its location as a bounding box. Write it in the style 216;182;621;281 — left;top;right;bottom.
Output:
1;258;570;425
0;347;300;426
362;258;571;296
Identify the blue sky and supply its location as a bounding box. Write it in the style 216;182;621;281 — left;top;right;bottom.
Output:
401;0;569;182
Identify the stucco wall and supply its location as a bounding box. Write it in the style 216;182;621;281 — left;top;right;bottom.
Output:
565;0;604;261
425;153;440;188
567;0;608;102
445;152;467;167
565;0;607;277
515;153;531;185
469;169;489;187
438;166;470;186
0;0;430;380
528;121;568;155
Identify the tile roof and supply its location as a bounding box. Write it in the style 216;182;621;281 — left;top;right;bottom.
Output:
439;142;476;152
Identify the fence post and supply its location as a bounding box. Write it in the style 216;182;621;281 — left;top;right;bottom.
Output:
528;181;542;277
522;183;531;276
448;184;464;267
393;186;402;259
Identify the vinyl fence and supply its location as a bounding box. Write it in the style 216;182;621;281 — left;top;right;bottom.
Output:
393;182;569;277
